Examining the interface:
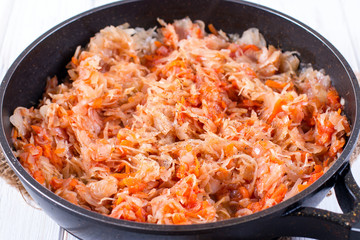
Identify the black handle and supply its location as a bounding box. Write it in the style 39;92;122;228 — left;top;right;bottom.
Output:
284;164;360;240
334;163;360;239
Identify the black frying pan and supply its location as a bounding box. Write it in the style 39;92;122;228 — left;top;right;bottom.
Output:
1;0;360;239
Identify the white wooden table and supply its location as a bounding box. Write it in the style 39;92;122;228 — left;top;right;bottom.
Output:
0;1;359;239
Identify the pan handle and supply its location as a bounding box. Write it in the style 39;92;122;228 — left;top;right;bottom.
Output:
334;163;360;239
58;227;69;240
285;163;360;240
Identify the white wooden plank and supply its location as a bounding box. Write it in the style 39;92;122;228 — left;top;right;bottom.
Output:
0;0;14;54
256;0;359;73
0;178;60;240
341;0;360;72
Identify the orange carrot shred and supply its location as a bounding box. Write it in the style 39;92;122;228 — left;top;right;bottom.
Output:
208;24;218;35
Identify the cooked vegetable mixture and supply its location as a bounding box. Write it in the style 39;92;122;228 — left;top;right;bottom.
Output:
10;18;350;224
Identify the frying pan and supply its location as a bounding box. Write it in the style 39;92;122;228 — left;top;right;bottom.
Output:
1;0;360;239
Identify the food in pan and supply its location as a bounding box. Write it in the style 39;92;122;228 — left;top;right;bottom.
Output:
10;18;350;224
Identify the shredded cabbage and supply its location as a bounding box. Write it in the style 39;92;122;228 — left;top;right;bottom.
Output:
10;17;350;224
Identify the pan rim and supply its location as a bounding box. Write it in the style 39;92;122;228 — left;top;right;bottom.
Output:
0;0;359;233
